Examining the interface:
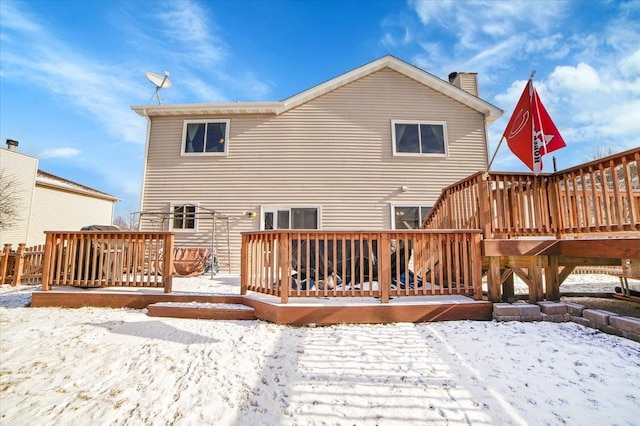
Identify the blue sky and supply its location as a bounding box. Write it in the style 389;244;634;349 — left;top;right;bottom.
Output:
1;0;639;219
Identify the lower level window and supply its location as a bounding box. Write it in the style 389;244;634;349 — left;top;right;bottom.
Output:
172;204;197;230
392;206;432;229
263;207;319;230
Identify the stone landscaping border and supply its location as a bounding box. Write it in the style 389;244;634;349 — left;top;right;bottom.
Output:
493;301;640;343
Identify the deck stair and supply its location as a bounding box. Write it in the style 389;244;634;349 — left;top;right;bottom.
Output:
147;301;256;320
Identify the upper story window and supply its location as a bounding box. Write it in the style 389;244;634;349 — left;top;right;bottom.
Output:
182;120;229;155
172;204;197;231
392;205;432;229
392;120;448;156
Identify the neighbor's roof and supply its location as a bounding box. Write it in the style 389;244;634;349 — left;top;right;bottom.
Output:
36;170;120;202
131;55;504;124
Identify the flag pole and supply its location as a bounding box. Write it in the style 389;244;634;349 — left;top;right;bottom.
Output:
487;70;537;172
487;136;505;171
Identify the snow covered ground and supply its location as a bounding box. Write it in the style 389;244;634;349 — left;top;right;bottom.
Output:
1;275;639;425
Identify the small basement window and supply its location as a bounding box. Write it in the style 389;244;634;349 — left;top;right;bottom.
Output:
182;120;229;155
171;204;197;230
392;206;432;230
392;120;447;156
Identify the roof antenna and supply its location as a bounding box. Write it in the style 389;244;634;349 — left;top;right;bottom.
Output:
145;71;172;105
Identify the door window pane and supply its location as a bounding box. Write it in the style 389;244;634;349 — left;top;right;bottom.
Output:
277;210;290;229
292;208;318;229
264;212;274;230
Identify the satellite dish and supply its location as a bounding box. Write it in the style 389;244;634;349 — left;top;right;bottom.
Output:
145;71;171;105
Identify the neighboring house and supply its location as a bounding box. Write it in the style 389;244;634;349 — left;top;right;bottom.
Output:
132;55;503;273
0;141;119;247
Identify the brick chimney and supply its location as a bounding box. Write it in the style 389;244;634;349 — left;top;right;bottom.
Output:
448;72;479;97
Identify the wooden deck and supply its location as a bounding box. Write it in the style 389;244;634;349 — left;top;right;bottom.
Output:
25;147;639;321
30;289;492;325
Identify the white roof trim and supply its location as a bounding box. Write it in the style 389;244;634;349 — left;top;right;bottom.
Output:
36;171;120;202
132;55;503;123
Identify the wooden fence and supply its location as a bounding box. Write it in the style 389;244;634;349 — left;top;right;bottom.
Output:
423;147;640;237
0;244;45;286
241;230;483;303
40;231;175;292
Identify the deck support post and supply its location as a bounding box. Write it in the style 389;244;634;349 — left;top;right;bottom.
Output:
545;255;560;300
501;270;515;302
487;256;501;302
528;256;544;303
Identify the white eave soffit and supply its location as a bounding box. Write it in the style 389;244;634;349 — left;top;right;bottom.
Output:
131;56;503;122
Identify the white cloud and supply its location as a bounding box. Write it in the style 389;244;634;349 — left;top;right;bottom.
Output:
548;63;601;93
180;76;228;103
494;79;529;109
0;2;42;33
237;72;273;100
619;49;640;77
410;0;565;50
155;0;227;67
39;147;81;159
524;34;569;60
380;15;413;48
0;5;148;144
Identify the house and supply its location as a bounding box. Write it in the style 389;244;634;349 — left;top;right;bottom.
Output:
132;55;503;273
0;141;120;247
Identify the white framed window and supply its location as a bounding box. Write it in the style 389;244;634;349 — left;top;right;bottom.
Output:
391;205;432;230
181;119;229;155
170;203;198;231
261;207;321;230
391;120;448;156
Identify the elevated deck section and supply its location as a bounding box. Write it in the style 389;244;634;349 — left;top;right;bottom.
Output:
423;147;640;303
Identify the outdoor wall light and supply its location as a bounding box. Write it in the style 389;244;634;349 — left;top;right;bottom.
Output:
401;185;409;192
243;210;257;218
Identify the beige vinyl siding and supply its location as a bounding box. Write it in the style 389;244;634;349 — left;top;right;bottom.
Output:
27;185;115;246
0;150;38;246
141;68;490;273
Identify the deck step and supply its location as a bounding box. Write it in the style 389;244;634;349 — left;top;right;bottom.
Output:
146;302;256;320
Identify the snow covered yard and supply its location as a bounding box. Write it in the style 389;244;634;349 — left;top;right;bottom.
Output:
1;276;639;425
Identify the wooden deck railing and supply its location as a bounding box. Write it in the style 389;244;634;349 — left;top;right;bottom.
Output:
41;231;175;292
0;244;45;286
241;230;483;303
423;147;640;238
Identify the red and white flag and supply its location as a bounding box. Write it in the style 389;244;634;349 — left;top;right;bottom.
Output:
503;80;566;175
